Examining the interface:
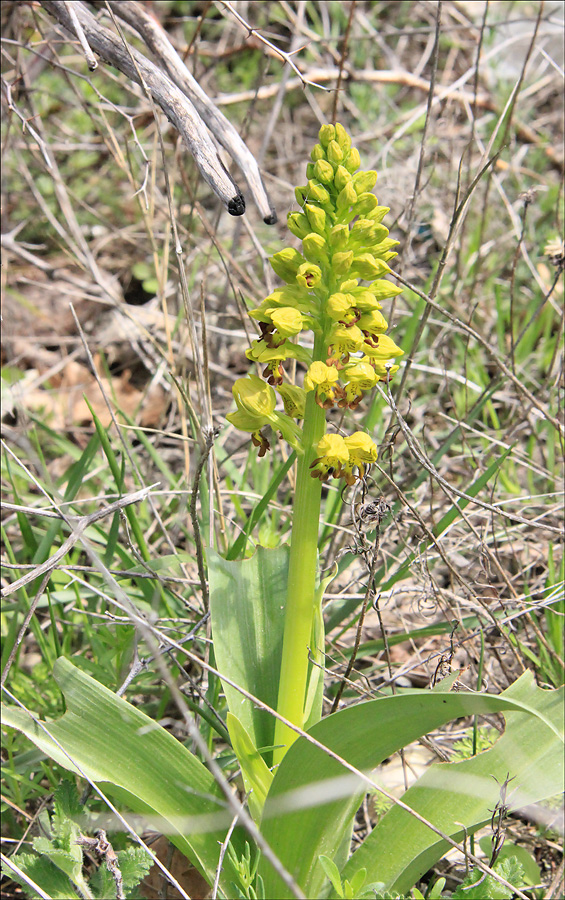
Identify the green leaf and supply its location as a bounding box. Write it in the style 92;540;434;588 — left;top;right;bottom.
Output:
319;855;344;898
257;673;563;898
2;852;80;900
227;712;273;822
340;674;563;896
2;657;244;893
208;546;289;765
451;856;524;899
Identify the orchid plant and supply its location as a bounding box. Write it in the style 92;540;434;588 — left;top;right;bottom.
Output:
225;122;403;762
4;124;561;900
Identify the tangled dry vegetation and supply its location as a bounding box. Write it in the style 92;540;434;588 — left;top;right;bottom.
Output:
1;1;564;898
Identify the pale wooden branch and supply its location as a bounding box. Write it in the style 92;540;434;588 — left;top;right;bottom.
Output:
39;0;247;216
107;0;277;224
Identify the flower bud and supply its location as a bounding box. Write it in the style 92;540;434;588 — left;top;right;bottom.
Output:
327;140;344;165
344;147;361;172
302;232;329;264
319;123;336;148
336;182;358;211
328;224;349;250
287;211;311;239
350;253;390;280
311;143;325;161
306;162;315;180
270;247;305;282
353;192;379;216
313;159;335;184
334;165;352;192
367;280;402;303
334;123;351;152
326;292;355;320
331;250;354;277
350;219;388;245
373;237;400;257
306;180;330;204
304;203;326;235
366;205;390;224
353;170;378;194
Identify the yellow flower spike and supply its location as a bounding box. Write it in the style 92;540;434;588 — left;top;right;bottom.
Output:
309;433;349;481
343;432;378;484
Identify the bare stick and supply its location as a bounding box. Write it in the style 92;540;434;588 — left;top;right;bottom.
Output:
107;0;276;223
39;0;246;215
63;0;97;70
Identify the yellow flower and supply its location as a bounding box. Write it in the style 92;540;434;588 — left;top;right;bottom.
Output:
341;361;379;407
326;323;364;364
362;333;404;359
304;361;342;408
232;375;276;419
343;432;378;484
270;307;304;337
310;433;349;481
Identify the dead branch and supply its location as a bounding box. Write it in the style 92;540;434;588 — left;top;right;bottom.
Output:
106;0;276;223
39;0;248;216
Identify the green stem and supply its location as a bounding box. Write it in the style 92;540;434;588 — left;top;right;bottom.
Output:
274;336;327;766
